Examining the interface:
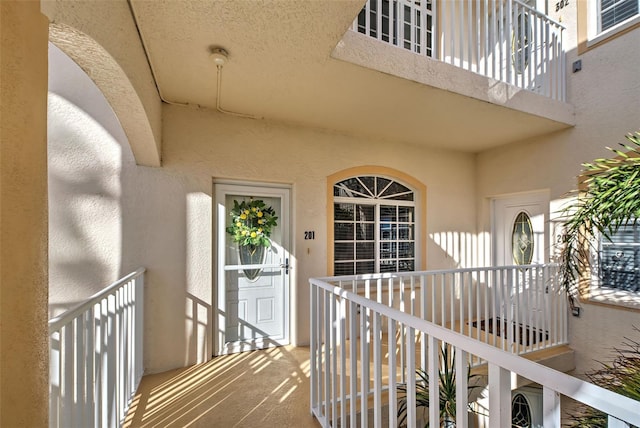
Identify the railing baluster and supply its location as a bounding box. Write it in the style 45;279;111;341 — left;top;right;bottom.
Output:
406;326;416;428
349;300;357;428
373;311;382;428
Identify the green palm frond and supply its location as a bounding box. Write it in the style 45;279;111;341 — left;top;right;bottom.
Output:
558;132;640;306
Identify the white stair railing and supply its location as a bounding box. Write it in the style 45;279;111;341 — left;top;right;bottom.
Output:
353;0;566;101
327;264;567;365
49;268;145;428
310;271;640;427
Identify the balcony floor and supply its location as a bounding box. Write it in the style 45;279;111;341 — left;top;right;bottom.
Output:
124;346;320;428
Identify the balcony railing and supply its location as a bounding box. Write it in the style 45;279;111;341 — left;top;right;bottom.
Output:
49;268;145;428
310;264;640;427
353;0;566;101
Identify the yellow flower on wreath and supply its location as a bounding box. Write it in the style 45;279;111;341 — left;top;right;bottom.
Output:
226;198;278;248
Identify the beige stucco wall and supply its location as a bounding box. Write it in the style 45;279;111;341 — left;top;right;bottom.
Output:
0;2;49;426
47;46;479;374
42;0;161;167
476;8;640;376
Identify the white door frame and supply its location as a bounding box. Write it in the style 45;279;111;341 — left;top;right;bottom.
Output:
491;190;550;267
213;179;292;356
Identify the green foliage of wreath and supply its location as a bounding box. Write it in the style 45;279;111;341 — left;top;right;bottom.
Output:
226;199;278;248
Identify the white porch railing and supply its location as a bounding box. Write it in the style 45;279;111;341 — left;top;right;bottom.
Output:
49;268;145;428
310;265;640;427
353;0;566;101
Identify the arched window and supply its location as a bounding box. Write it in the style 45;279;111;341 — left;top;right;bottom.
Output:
333;175;416;275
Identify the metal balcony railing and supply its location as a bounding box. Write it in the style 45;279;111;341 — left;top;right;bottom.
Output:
353;0;566;101
49;268;145;428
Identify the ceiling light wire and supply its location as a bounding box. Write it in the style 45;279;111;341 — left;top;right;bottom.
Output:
214;61;261;120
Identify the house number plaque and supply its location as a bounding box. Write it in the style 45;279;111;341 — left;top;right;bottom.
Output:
304;231;315;240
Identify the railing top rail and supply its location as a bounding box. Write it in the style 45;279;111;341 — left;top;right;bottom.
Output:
309;277;640;425
48;268;146;334
317;263;559;283
513;0;566;29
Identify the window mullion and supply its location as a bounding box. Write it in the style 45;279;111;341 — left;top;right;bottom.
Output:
375;202;381;273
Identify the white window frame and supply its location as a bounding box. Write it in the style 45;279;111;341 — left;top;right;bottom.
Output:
333;176;418;275
587;0;640;47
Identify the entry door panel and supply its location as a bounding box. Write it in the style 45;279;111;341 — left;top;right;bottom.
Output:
492;192;549;332
215;184;290;355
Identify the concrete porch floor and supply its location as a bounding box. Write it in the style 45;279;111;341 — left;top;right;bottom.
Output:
124;346;320;428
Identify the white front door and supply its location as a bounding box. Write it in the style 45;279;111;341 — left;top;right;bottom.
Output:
492;191;550;333
492;191;549;266
214;182;290;356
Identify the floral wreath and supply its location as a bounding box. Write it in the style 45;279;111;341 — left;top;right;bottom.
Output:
226;199;278;248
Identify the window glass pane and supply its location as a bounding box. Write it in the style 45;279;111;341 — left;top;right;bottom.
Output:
599;222;640;292
360;176;375;196
399;260;414;272
335;179;368;198
399;225;414;240
334;262;354;276
380;224;397;240
356;223;374;241
334;203;354;221
399;242;414;258
601;0;638;31
381;242;397;258
356;204;375;222
380;260;397;272
356;261;375;274
512;212;534;265
335;243;354;261
399;206;414;222
334;223;354;240
356;242;375;259
380;205;397;222
380;181;413;200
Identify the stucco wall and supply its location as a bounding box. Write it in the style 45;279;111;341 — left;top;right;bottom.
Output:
48;46;479;374
476;12;640;376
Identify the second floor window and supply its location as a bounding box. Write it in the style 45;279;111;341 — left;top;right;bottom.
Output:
598;221;640;292
600;0;639;32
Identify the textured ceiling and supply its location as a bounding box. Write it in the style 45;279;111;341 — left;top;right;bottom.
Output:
130;0;572;152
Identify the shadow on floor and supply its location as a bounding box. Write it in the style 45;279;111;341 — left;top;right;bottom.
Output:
124;345;320;428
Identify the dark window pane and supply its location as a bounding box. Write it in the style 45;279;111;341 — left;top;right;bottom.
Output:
380;260;397;272
335;179;368;198
399;206;414;222
356;204;375;222
356;261;375;275
381;181;412;199
381;242;397;259
334;223;354;240
399;260;415;272
356;223;374;241
380;224;396;240
399;242;414;258
334;203;354;221
335;243;354;261
399;225;414;240
356;242;375;259
380;205;397;222
334;262;354;276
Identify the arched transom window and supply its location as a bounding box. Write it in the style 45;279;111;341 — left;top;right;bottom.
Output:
333;176;416;275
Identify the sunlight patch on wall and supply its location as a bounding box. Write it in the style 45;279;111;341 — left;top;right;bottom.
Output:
185;192;213;364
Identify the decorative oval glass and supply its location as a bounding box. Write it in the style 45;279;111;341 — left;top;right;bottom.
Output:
512;211;534;265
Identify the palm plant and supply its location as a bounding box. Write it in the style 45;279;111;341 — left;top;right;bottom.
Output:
568;329;640;427
558;132;640;308
397;345;481;428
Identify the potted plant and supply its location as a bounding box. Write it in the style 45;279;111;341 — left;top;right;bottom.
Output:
397;345;481;428
226;198;278;281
